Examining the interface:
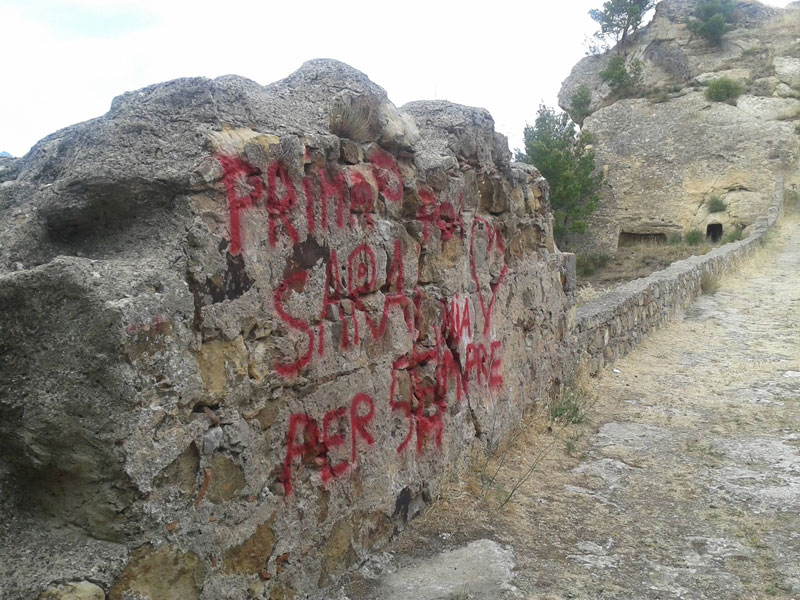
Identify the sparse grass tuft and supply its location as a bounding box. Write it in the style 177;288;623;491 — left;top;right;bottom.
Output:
576;253;612;277
549;387;590;426
685;229;705;245
700;271;720;294
668;233;684;245
706;195;727;213
786;188;800;213
722;227;744;244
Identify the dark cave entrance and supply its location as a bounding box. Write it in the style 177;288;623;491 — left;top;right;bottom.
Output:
706;223;723;242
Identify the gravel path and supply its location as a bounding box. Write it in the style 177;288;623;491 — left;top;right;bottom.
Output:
339;217;800;600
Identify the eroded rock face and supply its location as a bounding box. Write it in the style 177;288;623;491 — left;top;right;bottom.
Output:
0;59;576;599
558;0;800;254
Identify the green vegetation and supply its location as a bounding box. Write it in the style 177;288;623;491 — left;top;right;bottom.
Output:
706;195;727;213
688;0;737;46
685;229;705;245
705;76;744;103
570;84;593;124
786;188;800;212
722;227;744;244
517;106;602;244
549;387;590;425
576;253;612;276
668;233;684;245
589;0;657;50
600;56;644;97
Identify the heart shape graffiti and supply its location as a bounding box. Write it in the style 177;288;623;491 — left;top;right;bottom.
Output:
469;217;509;337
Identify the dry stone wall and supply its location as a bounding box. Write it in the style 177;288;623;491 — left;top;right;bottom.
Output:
0;60;577;599
576;177;785;375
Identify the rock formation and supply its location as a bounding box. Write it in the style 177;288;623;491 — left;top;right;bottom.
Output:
559;0;800;254
0;60;577;599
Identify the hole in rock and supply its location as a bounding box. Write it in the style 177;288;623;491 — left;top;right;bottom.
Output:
706;223;723;242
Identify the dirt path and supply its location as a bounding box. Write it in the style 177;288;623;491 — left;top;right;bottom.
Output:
337;217;800;600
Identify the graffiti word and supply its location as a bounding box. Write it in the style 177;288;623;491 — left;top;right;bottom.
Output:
282;393;375;496
273;240;413;377
218;147;402;253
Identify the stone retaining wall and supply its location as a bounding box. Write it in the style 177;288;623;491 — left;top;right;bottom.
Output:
575;177;785;374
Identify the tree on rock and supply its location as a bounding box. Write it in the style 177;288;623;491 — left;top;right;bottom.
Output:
589;0;658;50
688;0;737;46
517;106;602;244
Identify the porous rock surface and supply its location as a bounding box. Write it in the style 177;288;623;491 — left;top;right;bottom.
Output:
0;59;576;599
558;0;800;254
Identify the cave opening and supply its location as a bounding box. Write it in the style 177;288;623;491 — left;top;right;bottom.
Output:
706;223;723;242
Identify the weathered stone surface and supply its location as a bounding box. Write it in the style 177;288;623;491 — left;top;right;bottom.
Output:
0;59;576;599
109;545;205;600
558;0;800;254
37;582;105;600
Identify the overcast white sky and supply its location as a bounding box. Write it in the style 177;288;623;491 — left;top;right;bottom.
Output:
0;0;794;157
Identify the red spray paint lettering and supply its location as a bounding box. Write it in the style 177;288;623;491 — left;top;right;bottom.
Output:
469;217;509;336
282;393;376;496
218;152;404;254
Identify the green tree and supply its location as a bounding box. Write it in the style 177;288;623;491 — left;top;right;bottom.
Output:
600;57;644;97
570;84;593;125
517;106;602;243
589;0;658;50
688;0;736;45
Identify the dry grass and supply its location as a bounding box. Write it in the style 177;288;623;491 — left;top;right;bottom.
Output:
579;241;713;288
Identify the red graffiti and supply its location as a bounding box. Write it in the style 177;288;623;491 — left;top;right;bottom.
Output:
274;271;314;377
469;217;509;336
282;394;376;496
219;151;404;253
346;170;375;228
347;244;377;297
367;146;403;203
442;295;472;348
417;189;464;245
266;162;300;247
219;156;266;255
282;414;321;497
350;393;375;463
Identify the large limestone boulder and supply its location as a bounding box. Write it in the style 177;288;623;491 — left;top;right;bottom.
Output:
558;0;800;254
0;60;576;599
576;92;797;252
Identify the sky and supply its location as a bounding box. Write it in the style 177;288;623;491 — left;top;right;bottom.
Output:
0;0;794;157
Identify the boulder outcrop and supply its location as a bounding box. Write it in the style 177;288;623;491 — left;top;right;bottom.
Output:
0;60;577;599
559;0;800;254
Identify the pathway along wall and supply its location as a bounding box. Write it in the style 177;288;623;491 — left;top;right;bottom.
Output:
0;60;577;599
576;177;786;375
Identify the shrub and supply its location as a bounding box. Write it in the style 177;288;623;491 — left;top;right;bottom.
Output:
684;229;705;245
706;195;727;212
600;57;644;98
576;253;612;277
701;271;720;294
722;227;744;243
705;77;744;104
570;84;593;124
688;0;737;46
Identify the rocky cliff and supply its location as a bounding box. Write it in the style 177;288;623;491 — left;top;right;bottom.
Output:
559;0;800;254
0;60;577;599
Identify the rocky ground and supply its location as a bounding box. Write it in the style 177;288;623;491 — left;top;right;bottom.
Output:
336;216;800;600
